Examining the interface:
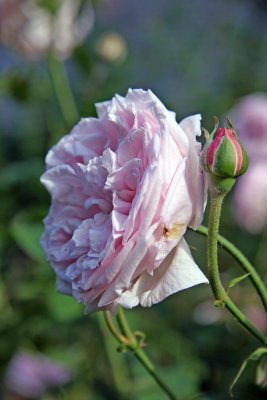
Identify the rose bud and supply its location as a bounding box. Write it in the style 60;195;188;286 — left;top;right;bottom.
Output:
201;118;249;194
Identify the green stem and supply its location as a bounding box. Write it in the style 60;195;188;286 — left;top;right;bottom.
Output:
196;225;267;312
117;306;138;346
47;52;79;127
97;313;130;395
103;310;129;345
104;307;178;400
116;306;178;400
208;194;267;346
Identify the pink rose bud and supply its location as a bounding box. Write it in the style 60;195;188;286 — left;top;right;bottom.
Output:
201;118;249;194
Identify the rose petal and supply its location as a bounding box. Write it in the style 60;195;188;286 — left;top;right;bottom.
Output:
117;238;208;308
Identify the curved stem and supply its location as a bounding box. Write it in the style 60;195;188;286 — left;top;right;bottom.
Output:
196;225;267;312
47;52;79;128
97;313;130;395
208;194;267;346
104;307;178;400
117;306;138;346
103;310;129;345
117;306;178;400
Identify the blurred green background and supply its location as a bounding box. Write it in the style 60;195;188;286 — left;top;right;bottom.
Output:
1;0;267;399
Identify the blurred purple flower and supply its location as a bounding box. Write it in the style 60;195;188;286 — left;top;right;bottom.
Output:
234;162;267;234
229;93;267;162
229;94;267;233
5;352;72;399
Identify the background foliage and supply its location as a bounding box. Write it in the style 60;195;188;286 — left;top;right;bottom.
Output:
1;0;267;399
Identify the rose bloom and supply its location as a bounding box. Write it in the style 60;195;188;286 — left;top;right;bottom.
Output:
41;89;208;312
5;353;71;399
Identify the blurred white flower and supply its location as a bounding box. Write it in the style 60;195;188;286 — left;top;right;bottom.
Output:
0;0;94;60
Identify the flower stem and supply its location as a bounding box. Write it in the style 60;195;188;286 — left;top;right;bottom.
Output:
103;310;129;345
208;194;267;346
103;308;178;400
97;312;130;395
196;225;267;312
47;52;79;128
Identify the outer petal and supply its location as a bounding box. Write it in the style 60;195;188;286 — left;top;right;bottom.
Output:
180;114;202;137
180;114;207;229
116;238;208;308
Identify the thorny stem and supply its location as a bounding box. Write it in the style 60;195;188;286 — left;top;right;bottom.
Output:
103;309;129;345
208;194;267;346
103;307;178;400
196;225;267;312
97;312;130;394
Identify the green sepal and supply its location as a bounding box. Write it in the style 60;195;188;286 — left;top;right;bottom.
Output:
226;273;251;294
226;117;238;138
211;116;220;136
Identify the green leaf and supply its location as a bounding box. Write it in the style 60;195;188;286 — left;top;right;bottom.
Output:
230;347;267;396
226;273;251;292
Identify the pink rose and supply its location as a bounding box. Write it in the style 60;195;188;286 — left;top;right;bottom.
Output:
41;89;208;312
